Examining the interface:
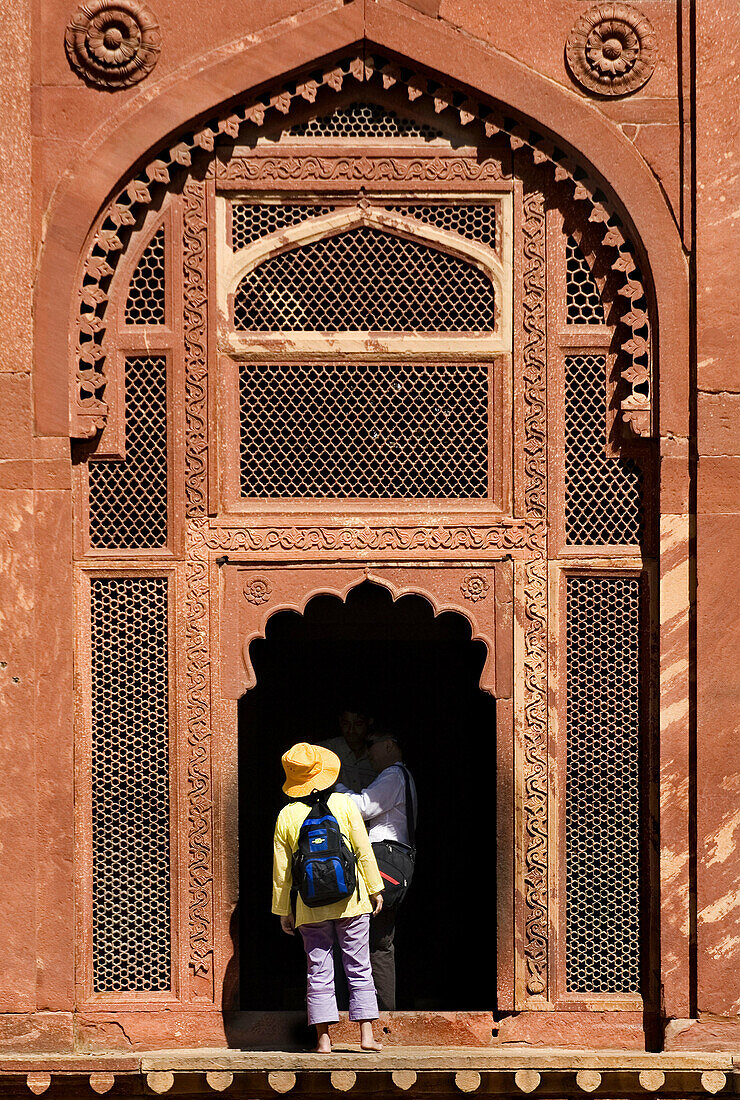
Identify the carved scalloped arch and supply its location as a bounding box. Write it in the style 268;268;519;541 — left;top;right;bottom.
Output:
72;51;652;440
238;572;496;697
224;204;506;301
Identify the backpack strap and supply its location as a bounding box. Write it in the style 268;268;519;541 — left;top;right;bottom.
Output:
398;764;416;849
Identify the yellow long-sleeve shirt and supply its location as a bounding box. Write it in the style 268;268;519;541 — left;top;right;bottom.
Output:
272;792;384;928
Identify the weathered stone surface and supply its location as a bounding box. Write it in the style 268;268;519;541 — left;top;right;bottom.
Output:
698;393;740;458
0;0;736;1064
695;0;740;394
0;0;32;376
696;514;740;1014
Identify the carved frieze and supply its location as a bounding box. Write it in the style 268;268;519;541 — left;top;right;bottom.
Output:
201;522;541;554
521;183;549;1000
217;155;506;184
185;519;214;996
183;179;209;517
65;0;161;89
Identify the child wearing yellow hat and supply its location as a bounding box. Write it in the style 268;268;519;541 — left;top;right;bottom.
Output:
273;742;385;1053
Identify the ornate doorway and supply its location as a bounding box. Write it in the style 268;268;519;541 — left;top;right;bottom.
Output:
71;55;657;1044
237;579;498;1012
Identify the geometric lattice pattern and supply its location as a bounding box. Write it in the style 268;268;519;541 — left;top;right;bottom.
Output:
91;576;170;993
565;355;642;545
88;356;168;549
566;575;641;994
287;101;444;139
566;236;604;323
231;203;336;251
239;361;490;498
234;228;496;331
385;204;496;248
125;226;165;324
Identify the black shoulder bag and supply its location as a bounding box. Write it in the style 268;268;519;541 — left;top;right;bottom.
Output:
371;765;416;908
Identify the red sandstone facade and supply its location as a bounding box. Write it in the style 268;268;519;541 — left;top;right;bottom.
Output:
0;0;738;1087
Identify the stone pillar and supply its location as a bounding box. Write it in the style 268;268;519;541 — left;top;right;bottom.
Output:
0;0;75;1041
694;0;740;1029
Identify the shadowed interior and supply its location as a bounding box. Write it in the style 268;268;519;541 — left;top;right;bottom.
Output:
237;580;497;1012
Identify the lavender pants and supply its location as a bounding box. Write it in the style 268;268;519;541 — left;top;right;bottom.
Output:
299;914;378;1025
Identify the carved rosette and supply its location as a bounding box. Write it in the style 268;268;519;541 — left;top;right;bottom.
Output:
566;4;656;97
65;0;161;89
521;183;549;999
461;573;490;602
243;577;272;606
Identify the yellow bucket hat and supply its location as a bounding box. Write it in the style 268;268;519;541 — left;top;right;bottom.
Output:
281;742;341;798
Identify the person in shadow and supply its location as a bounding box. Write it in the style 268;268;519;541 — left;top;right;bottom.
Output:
336;728;417;1011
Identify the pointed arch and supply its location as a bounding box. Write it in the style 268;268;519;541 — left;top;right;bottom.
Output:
34;9;686;439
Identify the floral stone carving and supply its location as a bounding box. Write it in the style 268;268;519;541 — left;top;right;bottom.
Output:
243;577;272;606
65;0;161;89
565;4;656;97
461;573;490;602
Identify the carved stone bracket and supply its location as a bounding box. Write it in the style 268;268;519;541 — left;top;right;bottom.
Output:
71;51;653;440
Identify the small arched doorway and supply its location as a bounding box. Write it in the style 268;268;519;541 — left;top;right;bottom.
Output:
237;580;496;1012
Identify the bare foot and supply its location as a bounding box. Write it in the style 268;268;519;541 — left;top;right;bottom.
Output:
314;1024;332;1054
359;1021;382;1052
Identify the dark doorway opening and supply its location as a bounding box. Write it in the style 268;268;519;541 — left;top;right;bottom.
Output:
238;580;496;1011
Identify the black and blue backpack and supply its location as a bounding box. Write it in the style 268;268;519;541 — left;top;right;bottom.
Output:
291;793;359;908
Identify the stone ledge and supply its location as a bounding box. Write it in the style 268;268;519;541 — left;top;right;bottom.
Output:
0;1049;736;1073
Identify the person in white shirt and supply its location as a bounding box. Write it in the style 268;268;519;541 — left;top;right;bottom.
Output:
319;706;376;793
337;729;417;1009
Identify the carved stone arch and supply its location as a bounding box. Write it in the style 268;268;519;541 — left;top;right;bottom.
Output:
222;204;507;310
112;205;169;329
66;58;652;441
64;18;685;1033
220;563;511;700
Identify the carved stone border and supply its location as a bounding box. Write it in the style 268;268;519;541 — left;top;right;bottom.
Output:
72;52;652;441
217;153;507;184
520;183;549;999
199;522;542;554
183;178;209;518
184;518;215;996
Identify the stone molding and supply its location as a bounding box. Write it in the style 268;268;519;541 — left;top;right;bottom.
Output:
183;179;209;519
184;517;215;996
65;0;161;89
217;154;506;184
520;182;549;999
199;522;542;554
